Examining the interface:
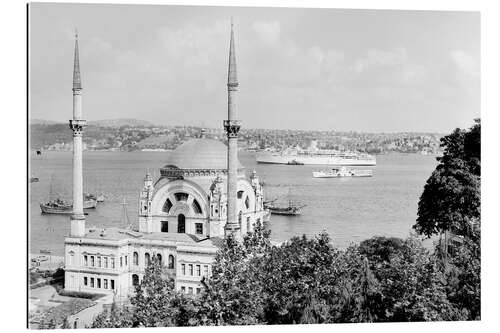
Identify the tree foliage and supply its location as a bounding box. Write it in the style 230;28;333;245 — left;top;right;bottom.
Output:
414;119;480;238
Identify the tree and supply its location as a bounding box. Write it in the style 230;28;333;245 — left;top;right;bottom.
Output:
196;235;265;325
444;236;481;320
91;302;134;328
413;119;481;238
130;256;178;327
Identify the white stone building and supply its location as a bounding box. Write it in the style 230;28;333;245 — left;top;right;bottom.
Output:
64;23;268;301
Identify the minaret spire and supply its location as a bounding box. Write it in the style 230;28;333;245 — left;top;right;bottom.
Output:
73;29;82;91
228;18;238;87
224;19;242;240
69;30;87;237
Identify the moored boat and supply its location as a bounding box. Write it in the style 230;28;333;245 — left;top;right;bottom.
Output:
266;205;304;216
264;188;305;216
312;166;373;178
40;196;96;214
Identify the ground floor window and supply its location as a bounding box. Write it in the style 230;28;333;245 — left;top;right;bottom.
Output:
196;288;201;295
97;278;101;288
132;274;139;286
181;286;186;293
90;278;94;288
104;279;108;289
196;265;201;276
188;287;193;294
111;279;115;290
204;265;209;277
181;264;186;275
83;277;87;286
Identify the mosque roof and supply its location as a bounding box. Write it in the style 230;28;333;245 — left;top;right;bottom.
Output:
78;227;222;249
163;138;243;170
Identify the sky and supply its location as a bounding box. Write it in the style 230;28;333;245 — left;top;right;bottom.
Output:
29;3;480;133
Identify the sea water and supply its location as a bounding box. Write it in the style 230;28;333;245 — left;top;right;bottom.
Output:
29;151;437;256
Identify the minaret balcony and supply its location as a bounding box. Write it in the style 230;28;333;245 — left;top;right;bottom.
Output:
223;120;241;137
69;119;87;133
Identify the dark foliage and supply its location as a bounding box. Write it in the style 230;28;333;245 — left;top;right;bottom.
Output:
414;119;480;238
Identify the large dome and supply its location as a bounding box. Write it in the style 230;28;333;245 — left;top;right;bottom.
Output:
164;138;243;170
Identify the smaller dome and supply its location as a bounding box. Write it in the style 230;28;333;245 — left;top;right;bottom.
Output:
164;138;243;170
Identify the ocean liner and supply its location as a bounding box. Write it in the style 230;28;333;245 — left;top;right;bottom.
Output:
256;141;376;166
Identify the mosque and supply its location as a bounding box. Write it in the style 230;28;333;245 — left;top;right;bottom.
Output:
64;23;269;300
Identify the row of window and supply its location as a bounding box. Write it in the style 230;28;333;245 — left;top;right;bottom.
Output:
181;263;209;277
132;252;175;269
83;255;127;269
180;286;202;295
160;216;204;235
83;276;115;290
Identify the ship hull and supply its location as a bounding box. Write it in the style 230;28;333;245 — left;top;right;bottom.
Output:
40;199;97;215
256;153;376;166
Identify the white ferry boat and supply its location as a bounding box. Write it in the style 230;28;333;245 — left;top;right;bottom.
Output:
256;141;376;166
312;166;373;178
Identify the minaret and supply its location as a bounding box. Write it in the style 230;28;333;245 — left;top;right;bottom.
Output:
223;20;241;239
69;30;86;237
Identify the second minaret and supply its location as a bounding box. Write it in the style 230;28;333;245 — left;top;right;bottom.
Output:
69;31;86;237
224;21;241;239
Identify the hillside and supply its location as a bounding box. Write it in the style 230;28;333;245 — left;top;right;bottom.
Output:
87;118;154;128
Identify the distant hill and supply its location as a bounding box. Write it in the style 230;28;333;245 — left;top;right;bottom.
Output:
88;118;154;128
29;118;63;125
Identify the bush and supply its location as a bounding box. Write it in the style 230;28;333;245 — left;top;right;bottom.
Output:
58;290;106;301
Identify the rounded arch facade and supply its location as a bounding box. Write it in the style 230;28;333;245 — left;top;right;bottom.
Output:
149;179;210;235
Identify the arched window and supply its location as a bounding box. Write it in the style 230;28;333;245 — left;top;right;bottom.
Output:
178;214;185;233
245;196;250;209
192;199;202;214
157;253;162;265
163;199;173;213
133;252;138;266
168;255;175;269
132;274;139;286
175;192;189;202
145;253;150;266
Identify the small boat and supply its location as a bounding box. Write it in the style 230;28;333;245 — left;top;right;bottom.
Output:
267;205;304;216
36;150;42;155
40;198;72;214
30;177;39;183
264;188;305;216
40;197;97;214
312;166;373;178
286;160;304;165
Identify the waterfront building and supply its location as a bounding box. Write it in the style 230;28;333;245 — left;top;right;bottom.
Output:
64;23;268;300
